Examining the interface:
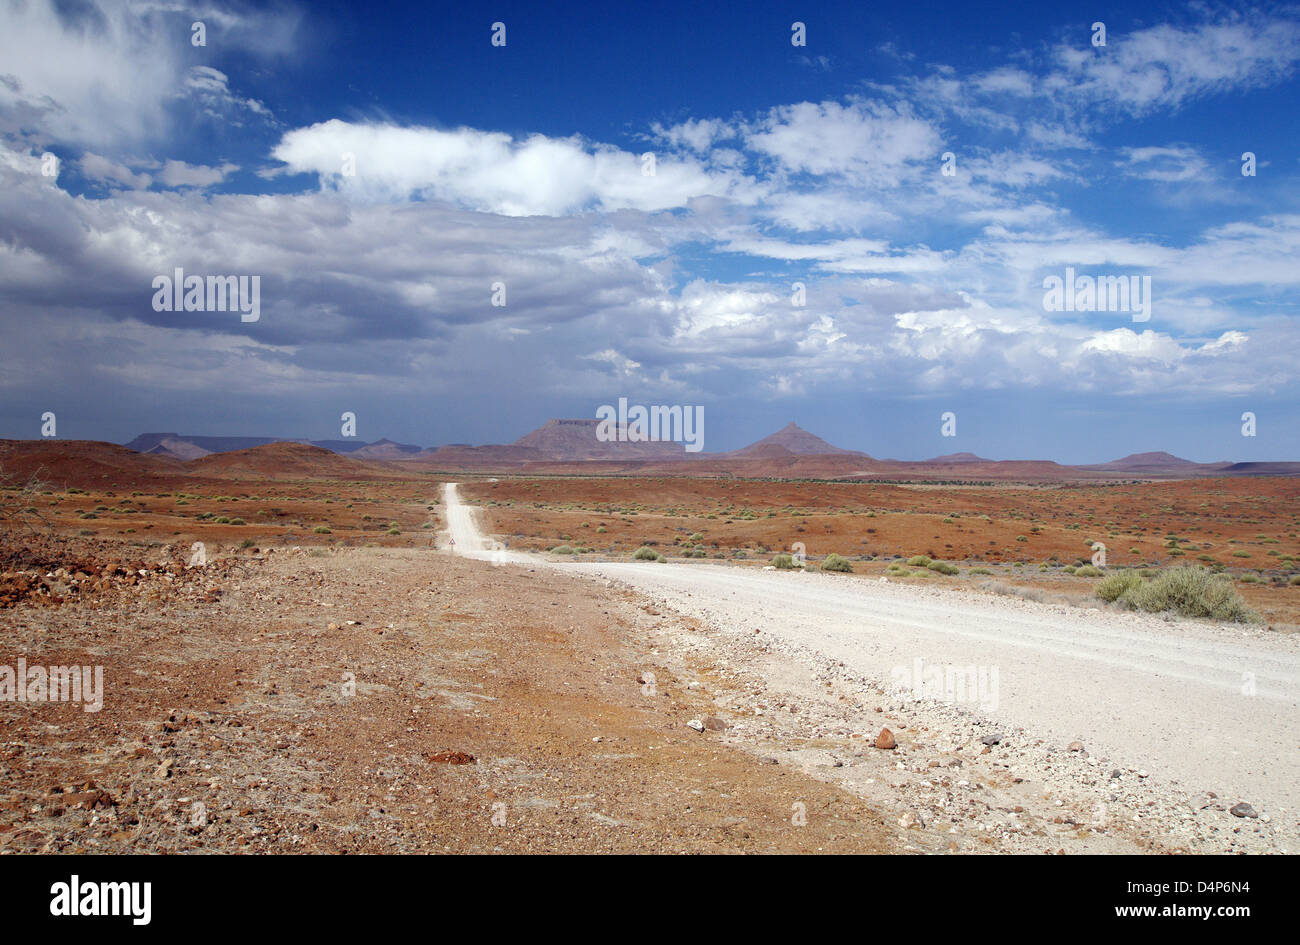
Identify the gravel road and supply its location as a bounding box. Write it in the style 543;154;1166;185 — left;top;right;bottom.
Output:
444;483;1300;847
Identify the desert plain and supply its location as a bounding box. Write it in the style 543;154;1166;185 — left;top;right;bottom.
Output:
2;438;1299;854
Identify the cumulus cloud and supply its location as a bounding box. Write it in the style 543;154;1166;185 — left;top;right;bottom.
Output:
272;120;759;215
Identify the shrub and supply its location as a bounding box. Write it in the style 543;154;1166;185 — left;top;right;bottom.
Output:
969;567;992;575
1074;564;1104;577
240;538;257;548
1240;573;1261;584
927;560;959;575
771;553;797;570
633;546;659;561
821;554;853;573
1290;574;1300;586
313;526;331;534
229;518;247;526
387;527;401;535
550;545;576;554
1096;570;1143;602
906;555;932;567
1111;567;1258;622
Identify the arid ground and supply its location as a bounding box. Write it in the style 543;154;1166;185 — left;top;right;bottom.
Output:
2;456;1298;853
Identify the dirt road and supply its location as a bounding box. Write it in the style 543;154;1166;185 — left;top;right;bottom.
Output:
445;482;1300;849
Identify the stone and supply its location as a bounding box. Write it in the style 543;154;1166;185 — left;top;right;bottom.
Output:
875;727;896;750
686;719;705;733
1229;802;1258;819
981;733;1003;746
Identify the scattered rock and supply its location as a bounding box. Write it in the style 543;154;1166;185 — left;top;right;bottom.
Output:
1229;802;1258;819
875;727;896;750
981;733;1003;746
1067;740;1084;752
703;717;726;731
686;719;705;733
426;750;476;765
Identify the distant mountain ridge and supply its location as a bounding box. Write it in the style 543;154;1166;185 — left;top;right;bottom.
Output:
108;423;1296;478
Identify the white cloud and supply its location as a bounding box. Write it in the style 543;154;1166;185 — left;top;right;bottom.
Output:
1046;14;1300;115
272;119;758;215
158;159;238;188
0;2;289;148
745;99;940;183
1118;145;1209;182
81;153;152;190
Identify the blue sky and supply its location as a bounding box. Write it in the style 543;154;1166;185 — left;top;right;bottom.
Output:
1;0;1298;462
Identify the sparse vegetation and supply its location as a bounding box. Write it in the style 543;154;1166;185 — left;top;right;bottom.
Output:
820;553;853;572
1098;566;1258;623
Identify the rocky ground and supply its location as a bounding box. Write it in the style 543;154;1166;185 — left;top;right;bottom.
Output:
0;544;896;853
628;580;1286;854
2;536;1284;854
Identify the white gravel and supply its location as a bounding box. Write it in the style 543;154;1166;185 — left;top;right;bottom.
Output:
444;483;1300;851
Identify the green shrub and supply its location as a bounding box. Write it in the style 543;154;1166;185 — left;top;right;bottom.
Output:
1240;573;1261;584
1097;570;1143;602
771;554;797;570
1289;575;1300;586
1074;564;1104;577
633;546;659;561
313;526;331;534
1111;567;1257;622
969;567;992;575
550;545;576;554
927;560;959;575
821;554;853;573
229;518;247;526
906;555;931;567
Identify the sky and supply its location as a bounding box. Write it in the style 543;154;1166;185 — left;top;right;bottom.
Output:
1;0;1298;463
